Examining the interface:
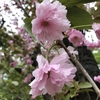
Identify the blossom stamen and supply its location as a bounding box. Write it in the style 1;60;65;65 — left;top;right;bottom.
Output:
42;21;49;26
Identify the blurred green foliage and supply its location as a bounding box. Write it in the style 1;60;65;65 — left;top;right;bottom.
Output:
93;50;100;64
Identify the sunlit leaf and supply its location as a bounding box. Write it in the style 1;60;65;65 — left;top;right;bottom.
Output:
11;81;19;86
78;82;92;89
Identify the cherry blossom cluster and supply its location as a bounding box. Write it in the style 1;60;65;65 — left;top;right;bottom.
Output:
29;0;100;98
29;48;77;98
29;0;77;98
66;28;100;49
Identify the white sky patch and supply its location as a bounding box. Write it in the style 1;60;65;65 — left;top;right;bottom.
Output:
0;0;24;33
85;30;98;42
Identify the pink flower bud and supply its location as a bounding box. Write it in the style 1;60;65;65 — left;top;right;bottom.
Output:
66;29;84;47
9;40;13;44
94;76;100;83
92;23;100;39
24;74;32;83
10;61;18;67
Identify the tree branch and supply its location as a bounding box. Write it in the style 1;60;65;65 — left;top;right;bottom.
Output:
57;40;100;97
14;0;30;17
0;18;5;28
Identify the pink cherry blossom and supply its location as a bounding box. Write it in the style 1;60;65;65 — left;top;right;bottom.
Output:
24;74;32;83
17;27;26;35
84;39;99;49
29;48;76;98
26;59;33;65
11;17;18;26
4;3;8;7
92;23;100;39
25;54;33;65
94;75;100;83
97;40;100;47
66;29;84;47
32;0;70;44
67;46;78;55
9;40;14;45
10;61;18;67
25;54;30;59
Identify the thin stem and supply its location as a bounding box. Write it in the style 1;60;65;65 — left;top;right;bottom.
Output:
86;92;91;100
55;94;60;100
46;43;57;61
70;24;91;29
96;96;99;100
57;40;100;97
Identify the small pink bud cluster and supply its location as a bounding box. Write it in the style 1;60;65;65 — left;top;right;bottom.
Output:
25;54;33;65
9;40;14;45
94;76;100;83
18;27;35;51
66;29;84;47
10;61;18;67
24;73;32;83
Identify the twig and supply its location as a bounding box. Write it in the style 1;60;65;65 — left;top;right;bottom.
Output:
14;0;30;17
96;96;99;100
57;40;100;97
87;92;91;100
0;18;5;28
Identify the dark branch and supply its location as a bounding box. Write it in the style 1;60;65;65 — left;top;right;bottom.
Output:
14;0;30;17
57;40;100;97
0;18;5;28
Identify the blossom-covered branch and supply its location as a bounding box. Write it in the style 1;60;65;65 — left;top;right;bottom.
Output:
57;40;100;97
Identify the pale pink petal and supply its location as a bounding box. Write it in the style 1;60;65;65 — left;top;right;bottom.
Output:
67;46;78;55
50;49;69;65
46;78;63;96
38;74;48;90
37;55;48;68
92;23;100;39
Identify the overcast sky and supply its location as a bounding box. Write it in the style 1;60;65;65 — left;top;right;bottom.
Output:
0;0;24;33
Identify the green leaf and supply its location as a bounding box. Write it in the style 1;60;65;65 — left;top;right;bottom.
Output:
35;96;44;100
78;88;93;93
93;50;100;64
67;6;93;29
11;81;19;86
93;18;100;23
59;0;100;7
92;6;100;23
24;18;36;40
78;82;92;89
63;94;71;100
93;8;100;18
